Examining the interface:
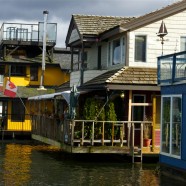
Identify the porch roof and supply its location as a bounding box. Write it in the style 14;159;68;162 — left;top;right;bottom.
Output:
81;67;160;91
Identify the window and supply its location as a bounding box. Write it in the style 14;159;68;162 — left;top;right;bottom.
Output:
108;37;125;66
161;95;181;158
11;65;26;76
180;36;186;51
77;51;87;70
11;99;25;122
30;66;38;81
135;35;146;62
0;65;4;83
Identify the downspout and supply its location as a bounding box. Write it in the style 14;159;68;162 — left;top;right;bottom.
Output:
70;47;74;72
80;40;84;86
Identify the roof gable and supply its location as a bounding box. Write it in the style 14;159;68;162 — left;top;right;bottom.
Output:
66;14;135;46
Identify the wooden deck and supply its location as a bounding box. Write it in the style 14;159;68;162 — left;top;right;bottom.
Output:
31;117;160;162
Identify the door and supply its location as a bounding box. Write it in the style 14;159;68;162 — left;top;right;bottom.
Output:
132;95;145;121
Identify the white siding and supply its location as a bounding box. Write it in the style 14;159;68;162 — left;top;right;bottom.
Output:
70;70;107;87
86;44;97;70
128;10;186;68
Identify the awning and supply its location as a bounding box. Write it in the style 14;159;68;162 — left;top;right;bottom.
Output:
28;91;71;104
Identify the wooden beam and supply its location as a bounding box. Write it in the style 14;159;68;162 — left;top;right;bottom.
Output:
127;90;132;148
131;103;152;106
152;95;156;151
128;90;132;121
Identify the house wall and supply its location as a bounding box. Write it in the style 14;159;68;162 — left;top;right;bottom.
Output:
160;83;186;171
86;42;109;70
7;101;31;131
128;10;186;68
5;65;69;87
70;70;107;87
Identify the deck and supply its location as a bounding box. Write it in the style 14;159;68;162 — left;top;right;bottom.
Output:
31;116;160;162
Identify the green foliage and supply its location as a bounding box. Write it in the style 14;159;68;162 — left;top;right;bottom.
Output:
105;101;117;121
82;97;118;139
83;98;105;120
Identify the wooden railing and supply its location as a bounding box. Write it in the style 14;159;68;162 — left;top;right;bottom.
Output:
66;120;153;148
31;116;155;149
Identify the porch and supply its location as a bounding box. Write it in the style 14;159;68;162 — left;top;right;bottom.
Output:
31;116;160;162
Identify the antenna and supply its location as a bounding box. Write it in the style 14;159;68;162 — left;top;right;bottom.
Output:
38;10;49;90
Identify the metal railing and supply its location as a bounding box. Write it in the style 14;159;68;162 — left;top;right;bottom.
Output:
158;51;186;85
0;22;57;43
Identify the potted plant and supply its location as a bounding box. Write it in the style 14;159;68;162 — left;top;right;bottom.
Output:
143;123;152;147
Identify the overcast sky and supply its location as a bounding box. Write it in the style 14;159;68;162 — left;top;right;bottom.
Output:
0;0;179;47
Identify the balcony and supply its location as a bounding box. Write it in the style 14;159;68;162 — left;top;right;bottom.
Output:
157;51;186;85
0;22;57;46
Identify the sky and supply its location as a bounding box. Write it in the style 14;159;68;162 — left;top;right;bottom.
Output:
0;0;179;47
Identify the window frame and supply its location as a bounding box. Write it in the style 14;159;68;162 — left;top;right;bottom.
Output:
161;95;182;159
180;36;186;52
30;66;38;81
11;65;26;77
108;37;125;66
134;35;147;62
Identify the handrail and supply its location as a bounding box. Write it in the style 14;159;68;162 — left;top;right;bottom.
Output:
69;120;153;147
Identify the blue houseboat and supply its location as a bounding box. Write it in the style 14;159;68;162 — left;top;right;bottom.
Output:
158;51;186;182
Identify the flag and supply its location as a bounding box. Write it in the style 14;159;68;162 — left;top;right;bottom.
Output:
4;80;17;98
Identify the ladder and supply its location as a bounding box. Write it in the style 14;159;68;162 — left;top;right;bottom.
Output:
132;146;142;163
131;123;143;163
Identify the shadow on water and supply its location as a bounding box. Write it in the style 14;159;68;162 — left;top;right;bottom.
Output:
0;140;185;186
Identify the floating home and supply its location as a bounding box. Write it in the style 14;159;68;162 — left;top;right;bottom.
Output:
28;1;186;162
158;51;186;182
0;14;72;139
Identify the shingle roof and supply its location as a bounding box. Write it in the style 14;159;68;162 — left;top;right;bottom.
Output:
73;14;135;35
83;67;157;88
106;67;157;85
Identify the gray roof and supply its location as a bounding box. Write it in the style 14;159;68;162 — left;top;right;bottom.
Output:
73;14;135;35
83;67;158;88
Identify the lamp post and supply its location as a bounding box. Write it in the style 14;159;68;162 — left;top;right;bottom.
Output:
157;20;168;55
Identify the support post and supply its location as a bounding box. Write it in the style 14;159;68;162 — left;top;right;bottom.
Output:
152;95;156;151
128;90;132;148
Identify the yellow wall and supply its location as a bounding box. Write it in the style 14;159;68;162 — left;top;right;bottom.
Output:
7;100;31;131
30;66;69;86
4;65;69;87
4;63;69;132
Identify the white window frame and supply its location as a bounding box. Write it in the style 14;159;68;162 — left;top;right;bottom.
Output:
180;36;186;52
0;75;3;84
161;95;182;159
134;35;147;62
108;37;125;66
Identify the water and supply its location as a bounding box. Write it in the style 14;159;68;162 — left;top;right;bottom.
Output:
0;140;184;186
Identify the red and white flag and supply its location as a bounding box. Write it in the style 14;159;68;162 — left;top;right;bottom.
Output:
4;80;17;98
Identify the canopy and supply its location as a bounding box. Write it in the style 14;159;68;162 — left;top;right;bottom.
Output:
28;91;71;104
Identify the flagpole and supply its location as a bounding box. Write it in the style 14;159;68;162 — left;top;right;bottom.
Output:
38;10;48;90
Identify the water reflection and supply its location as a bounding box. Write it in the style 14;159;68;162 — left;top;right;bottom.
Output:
0;141;184;186
1;144;31;185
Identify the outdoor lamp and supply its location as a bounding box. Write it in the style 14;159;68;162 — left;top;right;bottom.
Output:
120;91;125;99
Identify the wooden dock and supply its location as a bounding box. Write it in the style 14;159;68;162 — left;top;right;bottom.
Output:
31;118;160;162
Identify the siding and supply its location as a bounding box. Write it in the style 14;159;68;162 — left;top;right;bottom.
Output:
128;10;186;68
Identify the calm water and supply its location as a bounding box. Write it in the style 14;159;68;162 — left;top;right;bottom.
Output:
0;140;184;186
